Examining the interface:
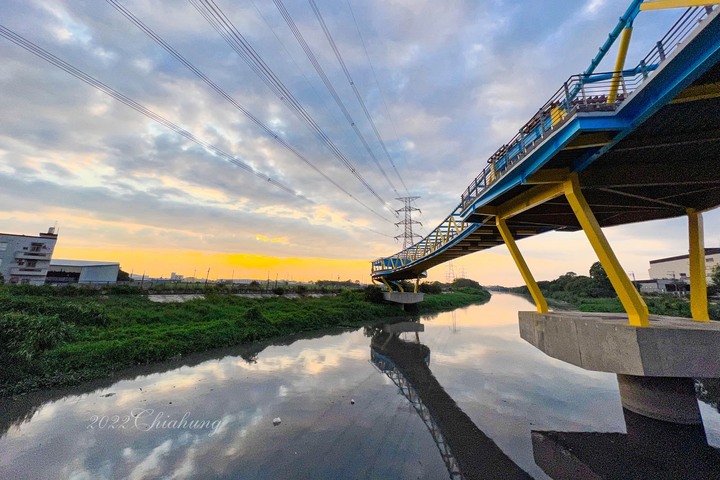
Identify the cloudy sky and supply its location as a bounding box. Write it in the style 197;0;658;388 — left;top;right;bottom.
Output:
1;0;717;283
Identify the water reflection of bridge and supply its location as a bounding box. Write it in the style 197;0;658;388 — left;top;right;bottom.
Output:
369;325;531;480
370;322;720;479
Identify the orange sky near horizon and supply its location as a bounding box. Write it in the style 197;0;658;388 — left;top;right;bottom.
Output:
53;246;377;283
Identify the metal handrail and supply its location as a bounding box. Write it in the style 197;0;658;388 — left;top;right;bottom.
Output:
459;6;713;210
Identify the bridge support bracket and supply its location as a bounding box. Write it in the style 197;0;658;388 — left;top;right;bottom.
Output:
688;208;709;321
496;216;549;313
563;174;649;327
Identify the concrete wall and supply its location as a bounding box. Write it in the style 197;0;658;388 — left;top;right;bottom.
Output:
0;233;57;285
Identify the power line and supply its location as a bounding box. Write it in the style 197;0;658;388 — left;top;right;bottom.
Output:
346;0;409;195
104;0;393;224
308;0;409;197
273;0;400;197
0;23;306;202
190;0;394;213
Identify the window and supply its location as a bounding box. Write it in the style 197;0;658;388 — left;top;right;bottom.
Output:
30;243;42;253
0;242;7;252
26;260;37;268
708;258;715;263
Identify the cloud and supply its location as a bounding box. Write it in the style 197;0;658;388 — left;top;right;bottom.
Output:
0;0;712;281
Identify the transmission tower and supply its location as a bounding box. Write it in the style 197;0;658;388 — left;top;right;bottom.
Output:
446;262;456;283
395;196;422;255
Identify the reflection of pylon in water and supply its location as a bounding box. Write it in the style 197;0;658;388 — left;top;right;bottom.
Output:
446;262;455;283
451;311;459;333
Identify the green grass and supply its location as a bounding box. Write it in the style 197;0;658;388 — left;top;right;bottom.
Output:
0;286;491;396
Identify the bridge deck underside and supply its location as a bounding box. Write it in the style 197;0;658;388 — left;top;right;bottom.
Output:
377;62;720;281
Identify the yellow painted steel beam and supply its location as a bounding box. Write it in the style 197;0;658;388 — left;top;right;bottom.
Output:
525;168;570;184
670;82;720;104
564;133;614;151
563;174;649;326
497;182;565;219
414;277;420;294
496;217;548;313
473;206;498;216
688;208;710;321
380;276;392;292
608;27;633;104
641;0;718;11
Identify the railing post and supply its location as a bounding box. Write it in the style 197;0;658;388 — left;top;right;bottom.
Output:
563;81;571;114
639;59;649;79
657;41;666;62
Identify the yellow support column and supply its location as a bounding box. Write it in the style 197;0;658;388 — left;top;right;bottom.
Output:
496;216;548;313
414;277;420;294
688;208;710;321
607;27;633;104
380;277;392;292
563;174;649;326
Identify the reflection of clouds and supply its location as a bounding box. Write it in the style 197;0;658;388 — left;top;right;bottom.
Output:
129;439;173;480
3;294;720;478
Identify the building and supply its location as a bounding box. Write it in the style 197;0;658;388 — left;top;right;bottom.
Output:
46;260;120;285
648;248;720;283
0;227;58;285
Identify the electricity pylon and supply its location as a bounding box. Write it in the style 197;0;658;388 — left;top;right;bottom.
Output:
395;196;422;257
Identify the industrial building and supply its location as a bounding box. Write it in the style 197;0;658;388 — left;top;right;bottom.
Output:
0;227;58;285
46;259;120;285
648;248;720;283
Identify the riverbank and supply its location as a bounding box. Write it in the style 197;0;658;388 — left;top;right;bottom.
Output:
496;289;720;320
0;287;490;397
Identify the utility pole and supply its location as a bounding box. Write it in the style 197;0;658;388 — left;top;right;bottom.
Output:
395;196;422;258
205;267;210;286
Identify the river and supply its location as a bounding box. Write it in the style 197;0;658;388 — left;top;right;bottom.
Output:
1;293;719;479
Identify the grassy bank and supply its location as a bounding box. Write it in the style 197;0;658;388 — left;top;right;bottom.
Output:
0;286;490;397
504;288;720;320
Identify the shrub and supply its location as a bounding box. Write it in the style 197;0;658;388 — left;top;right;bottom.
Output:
363;285;385;303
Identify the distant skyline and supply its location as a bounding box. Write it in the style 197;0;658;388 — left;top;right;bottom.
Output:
2;1;718;285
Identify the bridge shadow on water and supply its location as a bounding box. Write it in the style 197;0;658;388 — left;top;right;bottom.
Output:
369;322;720;480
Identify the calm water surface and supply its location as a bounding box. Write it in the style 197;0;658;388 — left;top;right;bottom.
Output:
1;293;719;479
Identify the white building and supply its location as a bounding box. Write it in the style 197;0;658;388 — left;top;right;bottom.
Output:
648;248;720;283
0;227;58;285
46;260;120;285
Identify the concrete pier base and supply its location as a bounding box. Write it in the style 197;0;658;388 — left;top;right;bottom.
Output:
617;374;702;424
519;311;720;376
382;292;424;305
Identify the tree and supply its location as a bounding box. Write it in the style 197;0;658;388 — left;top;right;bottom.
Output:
712;265;720;287
589;262;614;296
117;269;131;281
451;278;483;291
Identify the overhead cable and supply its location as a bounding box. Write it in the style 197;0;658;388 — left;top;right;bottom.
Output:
346;0;410;195
309;0;409;197
190;0;394;213
273;0;400;197
0;24;307;202
105;0;393;223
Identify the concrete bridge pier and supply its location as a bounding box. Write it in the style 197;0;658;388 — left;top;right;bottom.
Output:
616;374;702;424
382;292;424;310
520;311;720;423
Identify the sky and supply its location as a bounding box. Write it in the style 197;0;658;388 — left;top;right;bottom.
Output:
1;0;718;285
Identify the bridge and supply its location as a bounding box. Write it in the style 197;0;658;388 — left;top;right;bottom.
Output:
371;1;720;328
